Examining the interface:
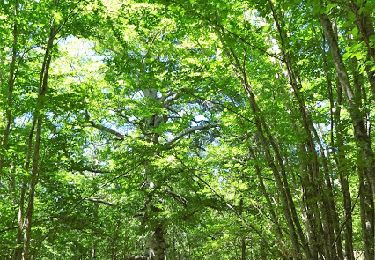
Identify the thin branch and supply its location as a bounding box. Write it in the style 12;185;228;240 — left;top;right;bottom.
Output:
85;197;115;206
70;165;110;174
89;121;125;140
166;123;219;146
85;110;125;140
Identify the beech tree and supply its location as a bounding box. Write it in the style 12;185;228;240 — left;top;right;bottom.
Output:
0;0;374;259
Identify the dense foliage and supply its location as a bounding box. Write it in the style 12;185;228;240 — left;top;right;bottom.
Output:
0;0;374;259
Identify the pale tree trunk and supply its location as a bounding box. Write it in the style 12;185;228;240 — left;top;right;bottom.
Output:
320;13;375;260
14;184;26;260
322;29;355;260
141;88;167;260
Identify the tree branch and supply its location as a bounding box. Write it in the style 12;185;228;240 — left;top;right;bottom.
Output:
166;123;219;146
89;121;125;140
85;110;125;140
85;197;115;206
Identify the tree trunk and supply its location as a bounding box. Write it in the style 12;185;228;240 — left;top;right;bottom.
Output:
22;25;56;260
349;0;375;94
149;225;166;260
141;88;167;260
268;3;337;257
238;198;247;260
320;13;375;260
0;0;18;179
322;28;355;259
14;106;38;260
248;146;284;246
14;184;25;260
223;46;309;257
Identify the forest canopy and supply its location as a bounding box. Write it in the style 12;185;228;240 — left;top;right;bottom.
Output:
0;0;374;259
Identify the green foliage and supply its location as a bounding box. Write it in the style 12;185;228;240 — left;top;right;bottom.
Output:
0;0;374;259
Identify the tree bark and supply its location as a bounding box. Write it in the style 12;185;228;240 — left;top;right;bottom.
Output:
268;2;337;257
324;48;355;259
141;88;167;260
22;25;56;260
248;146;284;247
221;42;310;258
320;13;375;260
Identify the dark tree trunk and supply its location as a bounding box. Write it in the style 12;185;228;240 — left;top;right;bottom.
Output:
0;0;18;179
268;2;339;257
23;25;56;260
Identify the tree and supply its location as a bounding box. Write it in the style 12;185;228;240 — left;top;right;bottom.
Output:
0;0;374;259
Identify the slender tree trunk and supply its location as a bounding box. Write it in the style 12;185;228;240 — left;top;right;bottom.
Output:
0;0;18;179
14;184;25;260
22;25;56;260
241;237;246;260
226;51;309;257
91;186;99;259
322;30;355;260
238;198;247;260
248;146;284;245
349;0;375;94
320;13;375;260
268;3;338;257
